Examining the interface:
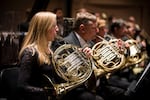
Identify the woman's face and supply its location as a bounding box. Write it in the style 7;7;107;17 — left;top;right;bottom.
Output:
47;24;59;41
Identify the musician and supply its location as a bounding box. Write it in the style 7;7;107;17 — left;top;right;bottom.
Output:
53;8;65;37
64;11;98;48
125;20;149;80
17;11;102;100
89;18;131;100
97;19;143;100
126;20;148;58
93;19;108;43
63;11;104;100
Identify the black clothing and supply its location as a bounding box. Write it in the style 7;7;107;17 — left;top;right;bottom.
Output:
18;47;63;100
96;76;130;100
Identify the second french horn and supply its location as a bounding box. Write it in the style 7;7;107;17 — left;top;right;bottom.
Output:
91;36;126;77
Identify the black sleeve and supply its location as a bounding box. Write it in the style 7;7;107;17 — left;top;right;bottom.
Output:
17;47;45;94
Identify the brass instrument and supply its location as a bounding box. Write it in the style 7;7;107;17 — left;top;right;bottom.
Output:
43;44;93;96
91;35;126;77
91;34;147;78
43;35;147;97
125;39;147;67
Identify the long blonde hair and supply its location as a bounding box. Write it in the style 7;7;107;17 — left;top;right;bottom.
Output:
19;11;56;65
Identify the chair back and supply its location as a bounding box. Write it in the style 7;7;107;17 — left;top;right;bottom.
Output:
0;67;19;99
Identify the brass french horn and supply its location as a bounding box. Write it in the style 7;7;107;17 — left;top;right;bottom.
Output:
91;35;126;77
43;44;93;96
124;39;147;67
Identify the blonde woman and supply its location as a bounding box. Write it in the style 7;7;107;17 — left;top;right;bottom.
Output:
17;11;60;100
17;11;99;100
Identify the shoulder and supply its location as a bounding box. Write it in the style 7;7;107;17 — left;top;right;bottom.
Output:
64;32;75;39
64;32;77;42
18;46;38;67
21;46;37;59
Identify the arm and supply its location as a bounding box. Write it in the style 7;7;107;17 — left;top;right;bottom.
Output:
18;47;45;94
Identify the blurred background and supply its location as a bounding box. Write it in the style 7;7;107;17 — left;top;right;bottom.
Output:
0;0;150;34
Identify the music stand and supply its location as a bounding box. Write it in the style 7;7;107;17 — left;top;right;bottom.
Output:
125;62;150;99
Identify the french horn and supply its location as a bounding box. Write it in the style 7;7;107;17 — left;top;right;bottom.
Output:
91;35;126;77
43;44;93;96
124;39;147;67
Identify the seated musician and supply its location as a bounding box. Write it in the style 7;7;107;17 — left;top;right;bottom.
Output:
17;11;103;100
